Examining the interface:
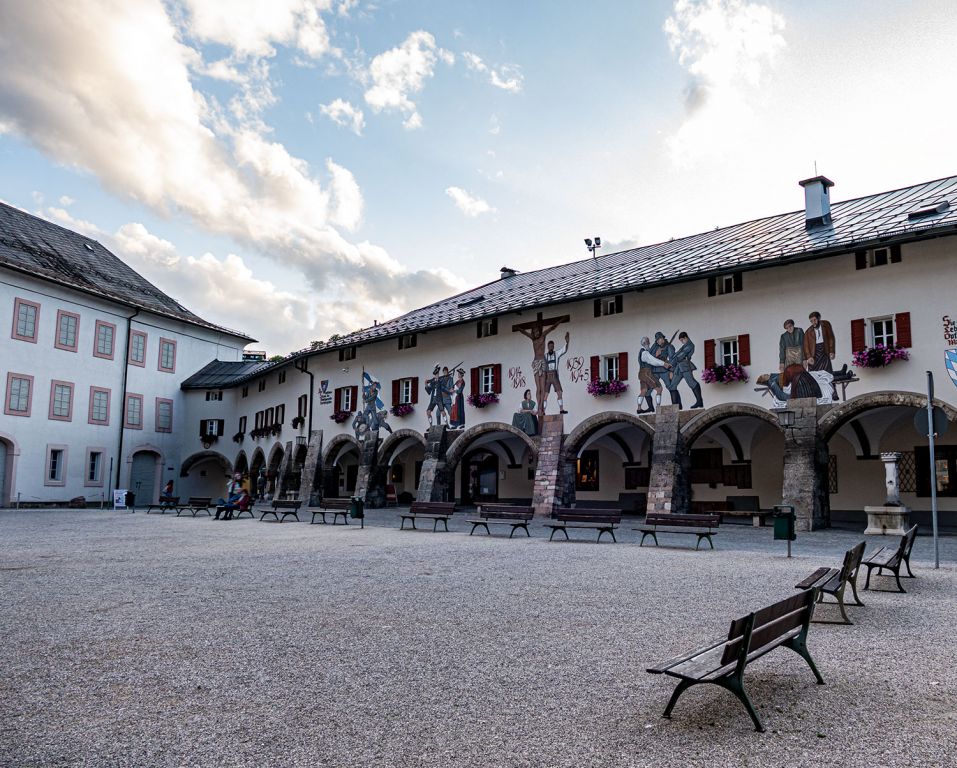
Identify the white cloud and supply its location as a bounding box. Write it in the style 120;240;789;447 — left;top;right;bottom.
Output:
0;0;462;341
319;98;365;135
664;0;786;165
59;195;75;206
41;206;102;238
445;186;495;217
363;31;453;129
181;0;334;59
462;51;524;93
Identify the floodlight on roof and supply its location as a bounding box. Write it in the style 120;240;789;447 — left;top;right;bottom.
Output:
584;238;592;247
585;236;601;258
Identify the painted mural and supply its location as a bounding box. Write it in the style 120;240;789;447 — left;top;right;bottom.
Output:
944;315;957;391
633;330;703;413
353;371;392;441
513;312;571;418
424;361;464;429
511;389;538;436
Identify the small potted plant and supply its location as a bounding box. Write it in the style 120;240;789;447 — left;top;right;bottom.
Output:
390;403;414;417
701;364;749;384
852;344;909;369
586;379;629;397
467;392;500;408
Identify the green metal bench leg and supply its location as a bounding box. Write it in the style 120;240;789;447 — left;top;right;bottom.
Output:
783;636;825;685
718;677;765;733
848;576;865;606
904;557;915;578
443;518;449;532
662;679;693;719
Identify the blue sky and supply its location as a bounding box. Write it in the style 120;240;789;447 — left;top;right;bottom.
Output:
2;0;956;354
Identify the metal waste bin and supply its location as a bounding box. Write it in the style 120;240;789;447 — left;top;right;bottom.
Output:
773;506;796;541
350;496;365;528
125;491;136;512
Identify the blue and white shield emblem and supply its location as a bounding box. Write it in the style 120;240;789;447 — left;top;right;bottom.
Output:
946;349;957;390
320;379;329;394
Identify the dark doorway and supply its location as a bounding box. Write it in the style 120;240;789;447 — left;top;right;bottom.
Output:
345;464;359;493
460;450;499;504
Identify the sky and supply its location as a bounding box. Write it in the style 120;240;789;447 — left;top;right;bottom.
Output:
2;0;957;355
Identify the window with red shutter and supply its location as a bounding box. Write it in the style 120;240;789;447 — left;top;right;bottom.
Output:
851;319;866;353
737;334;750;366
618;352;629;381
392;380;400;406
895;312;912;347
470;367;479;395
492;364;502;394
590;355;600;381
412;376;420;404
704;339;716;369
349;386;358;412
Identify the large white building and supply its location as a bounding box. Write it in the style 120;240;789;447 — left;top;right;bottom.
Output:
3;175;956;531
0;202;252;507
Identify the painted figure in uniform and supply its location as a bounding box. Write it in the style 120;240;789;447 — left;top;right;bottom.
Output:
803;311;837;399
779;319;805;371
425;365;449;426
636;336;669;414
542;333;570;416
653;331;676;402
667;331;704;409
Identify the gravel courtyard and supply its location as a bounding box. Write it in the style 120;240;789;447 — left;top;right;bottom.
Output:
2;508;955;768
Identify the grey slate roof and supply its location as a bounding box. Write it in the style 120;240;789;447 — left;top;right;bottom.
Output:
180;359;274;389
298;174;957;353
0;202;254;341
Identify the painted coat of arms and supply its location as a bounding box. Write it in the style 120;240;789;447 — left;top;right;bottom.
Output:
943;315;957;390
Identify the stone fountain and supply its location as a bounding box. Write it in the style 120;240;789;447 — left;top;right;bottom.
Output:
863;451;911;535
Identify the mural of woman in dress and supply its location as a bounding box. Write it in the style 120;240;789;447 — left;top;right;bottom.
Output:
511;389;539;436
449;368;466;429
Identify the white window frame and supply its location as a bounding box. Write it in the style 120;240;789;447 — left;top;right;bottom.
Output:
870;317;895;347
479;318;497;338
205;391;223;401
718;275;736;295
602;354;620;381
870;247;890;267
719;337;739;367
340;388;353;411
51;382;73;420
46;445;67;486
479;366;495;395
90;389;110;424
602;297;619;316
398;333;417;350
204;419;220;437
86;450;104;486
399;378;413;404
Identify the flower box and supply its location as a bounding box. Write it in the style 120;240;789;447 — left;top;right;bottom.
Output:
390;403;415;417
330;410;352;424
232;432;245;444
467;392;500;408
291;415;305;429
852;344;909;369
702;364;749;384
586;379;629;397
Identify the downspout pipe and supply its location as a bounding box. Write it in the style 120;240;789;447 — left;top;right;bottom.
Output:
114;309;140;489
294;357;314;436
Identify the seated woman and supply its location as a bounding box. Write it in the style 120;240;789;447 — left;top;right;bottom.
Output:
219;488;251;521
511;389;539;436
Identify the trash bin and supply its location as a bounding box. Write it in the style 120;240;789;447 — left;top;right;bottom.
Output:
125;491;136;511
772;505;796;541
349;496;364;529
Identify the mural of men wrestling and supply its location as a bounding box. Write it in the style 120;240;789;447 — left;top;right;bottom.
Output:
425;365;454;427
803;311;838;399
666;331;704;410
636;336;670;414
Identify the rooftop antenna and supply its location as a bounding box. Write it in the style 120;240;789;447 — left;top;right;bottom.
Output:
814;160;818;175
584;236;601;259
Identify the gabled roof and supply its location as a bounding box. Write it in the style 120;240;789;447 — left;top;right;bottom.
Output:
0;202;254;342
292;174;957;354
180;359;274;389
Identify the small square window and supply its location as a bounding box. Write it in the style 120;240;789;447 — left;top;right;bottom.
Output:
399;378;413;404
719;338;739;366
398;333;417;350
205;391;223;401
871;317;895;347
477;318;498;338
479;366;495;395
279;371;286;384
709;272;742;296
602;354;619;381
339;346;356;361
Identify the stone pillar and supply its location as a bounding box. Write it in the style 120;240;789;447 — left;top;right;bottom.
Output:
781;398;829;531
296;429;323;505
355;432;387;508
532;414;564;517
416;426;452;502
274;440;295;498
646;405;689;515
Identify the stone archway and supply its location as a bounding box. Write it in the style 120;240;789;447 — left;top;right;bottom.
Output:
0;431;22;507
445;422;538;473
378;429;428;466
322;434;362;498
180;450;232;477
376;429;428;504
819;390;957;442
681;402;784;445
178;449;231;500
444;422;538;505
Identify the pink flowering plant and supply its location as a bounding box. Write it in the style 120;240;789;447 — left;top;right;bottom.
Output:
390;403;415;417
467;392;500;408
852;344;909;369
330;410;352;424
701;364;749;384
586;379;629;397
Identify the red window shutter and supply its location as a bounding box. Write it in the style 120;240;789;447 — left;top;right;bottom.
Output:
737;334;751;366
618;352;629;381
349;385;358;412
333;387;342;408
851;319;866;353
590;355;600;381
895;312;911;347
704;339;716;369
470;367;479;395
412;377;419;404
492;363;502;394
392;379;400;406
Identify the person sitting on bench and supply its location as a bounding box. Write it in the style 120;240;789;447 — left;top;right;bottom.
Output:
214;473;243;520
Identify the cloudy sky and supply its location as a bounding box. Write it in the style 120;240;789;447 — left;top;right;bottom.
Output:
2;0;956;354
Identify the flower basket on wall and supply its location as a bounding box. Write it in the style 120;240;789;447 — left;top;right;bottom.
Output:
701;364;749;384
852;344;909;369
586;379;629;397
330;410;352;424
232;432;245;444
291;415;305;429
390;403;414;417
269;423;282;436
467;392;499;408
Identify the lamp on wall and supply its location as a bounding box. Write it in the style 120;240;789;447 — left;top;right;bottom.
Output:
775;409;796;428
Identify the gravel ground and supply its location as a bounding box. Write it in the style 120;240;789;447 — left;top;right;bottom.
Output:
1;507;955;768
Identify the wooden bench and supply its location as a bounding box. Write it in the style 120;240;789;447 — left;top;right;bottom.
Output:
260;499;302;523
794;540;866;624
466;505;534;537
862;524;918;593
635;513;721;550
146;496;179;514
176;497;212;517
311;497;352;525
721;509;772;527
399;502;457;532
544;508;621;542
647;589;824;732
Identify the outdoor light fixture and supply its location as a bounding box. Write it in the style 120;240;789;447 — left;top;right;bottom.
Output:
776;409;796;428
585;236;602;258
295;436;308;447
